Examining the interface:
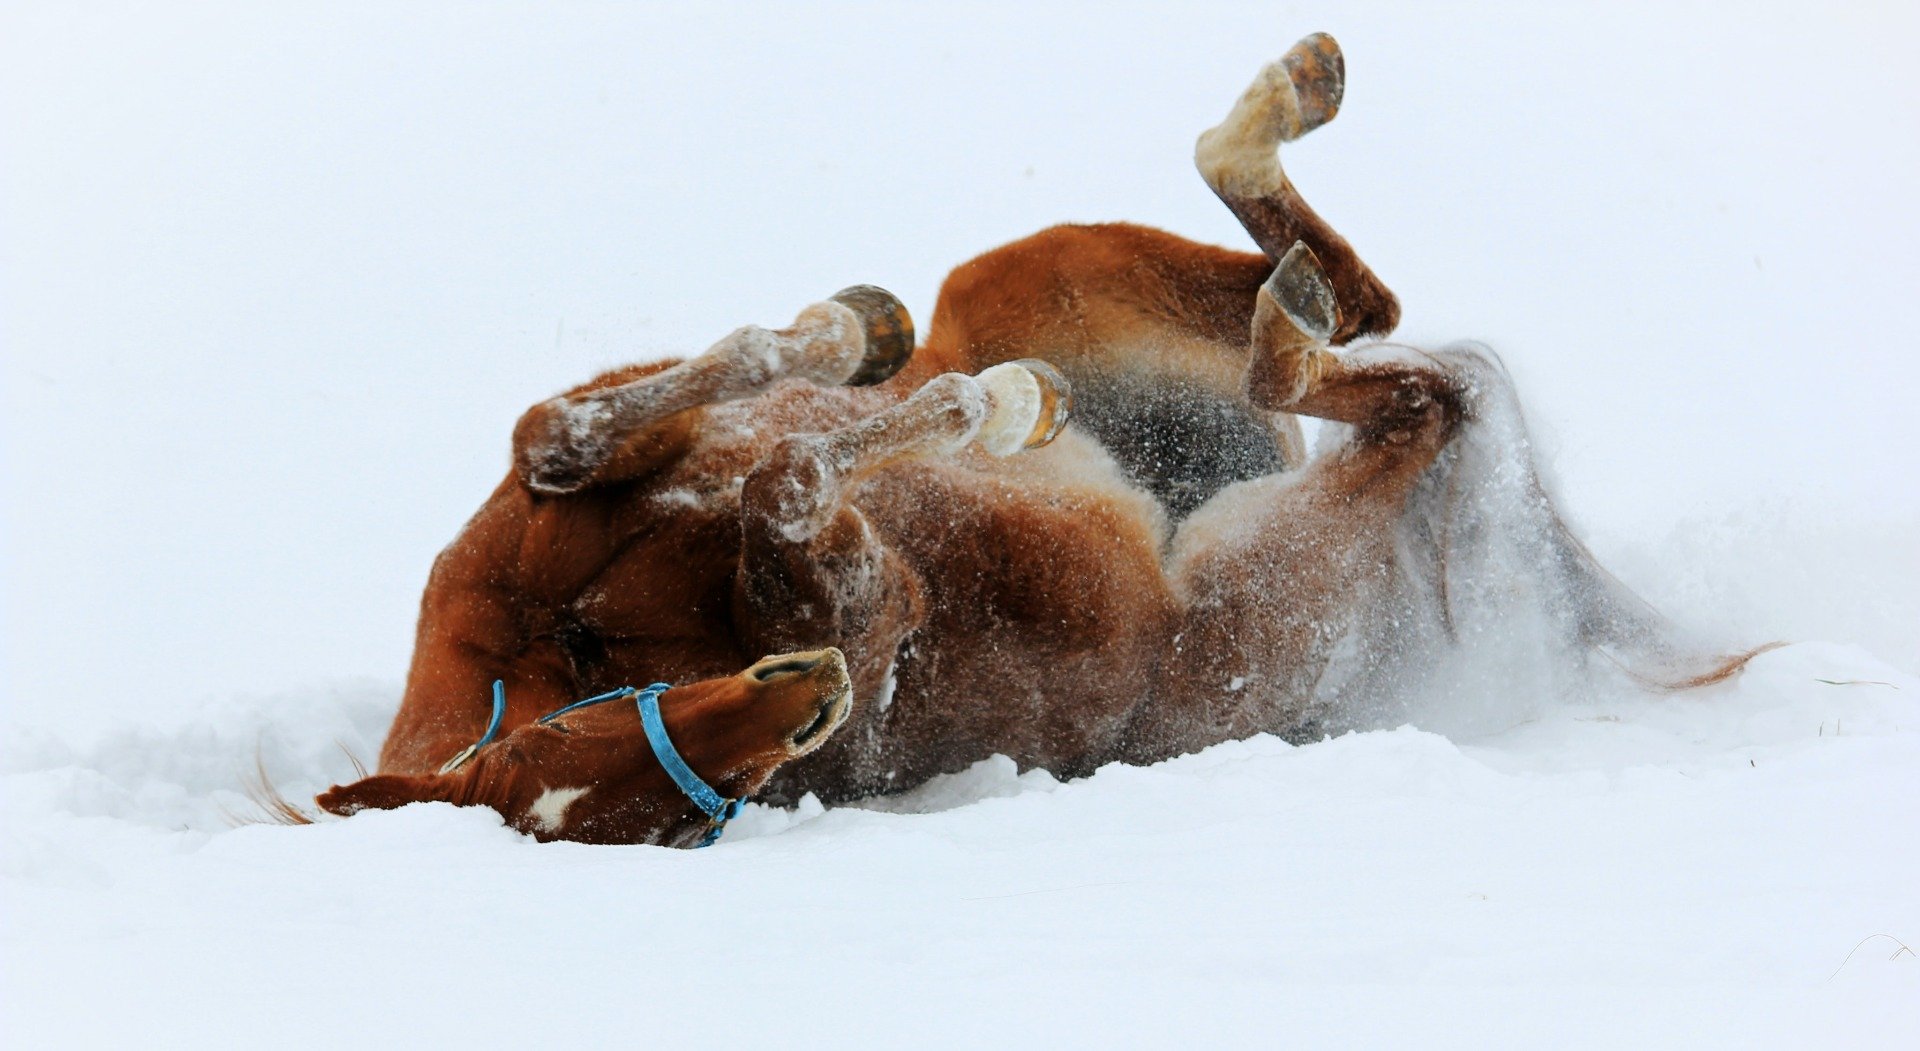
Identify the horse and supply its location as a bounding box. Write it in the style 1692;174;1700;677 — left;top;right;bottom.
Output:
315;33;1766;845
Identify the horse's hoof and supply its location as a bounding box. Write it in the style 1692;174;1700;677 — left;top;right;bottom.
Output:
1012;359;1073;449
831;284;915;386
1268;241;1339;342
974;359;1072;456
1280;32;1343;140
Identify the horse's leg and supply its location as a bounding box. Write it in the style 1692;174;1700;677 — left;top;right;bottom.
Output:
1195;32;1400;344
735;361;1070;674
512;286;913;494
1242;241;1452;437
1137;253;1463;757
1160;247;1767;748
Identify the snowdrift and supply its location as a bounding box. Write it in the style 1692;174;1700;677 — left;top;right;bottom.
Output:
4;643;1914;1046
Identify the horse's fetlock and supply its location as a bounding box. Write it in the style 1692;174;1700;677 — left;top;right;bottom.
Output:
912;372;991;445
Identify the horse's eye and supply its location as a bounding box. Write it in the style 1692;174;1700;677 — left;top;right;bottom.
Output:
548;722;571;735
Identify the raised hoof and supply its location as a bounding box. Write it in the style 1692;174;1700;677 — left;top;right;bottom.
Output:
831;284;915;386
1267;241;1339;342
1011;358;1073;449
974;359;1073;456
1280;32;1344;140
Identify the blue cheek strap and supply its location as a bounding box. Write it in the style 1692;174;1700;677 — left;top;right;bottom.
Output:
436;679;507;775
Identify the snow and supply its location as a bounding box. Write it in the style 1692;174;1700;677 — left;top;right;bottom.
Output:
3;2;1917;1047
5;647;1916;1046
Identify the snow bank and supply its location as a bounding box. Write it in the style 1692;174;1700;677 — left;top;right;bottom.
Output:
4;644;1915;1047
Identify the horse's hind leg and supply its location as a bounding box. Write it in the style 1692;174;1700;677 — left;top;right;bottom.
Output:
1234;245;1774;694
1196;33;1399;343
513;286;914;493
1244;241;1453;443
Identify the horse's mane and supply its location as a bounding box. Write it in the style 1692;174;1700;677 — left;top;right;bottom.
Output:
233;743;529;827
232;743;371;827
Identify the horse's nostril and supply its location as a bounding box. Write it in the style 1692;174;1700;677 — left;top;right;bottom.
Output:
752;656;821;681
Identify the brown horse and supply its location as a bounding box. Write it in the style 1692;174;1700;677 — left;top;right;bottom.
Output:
319;33;1763;844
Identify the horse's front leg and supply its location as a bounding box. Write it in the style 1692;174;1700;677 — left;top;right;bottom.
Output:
735;361;1072;689
513;285;913;493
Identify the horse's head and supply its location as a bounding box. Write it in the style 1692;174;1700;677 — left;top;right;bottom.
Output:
316;648;853;846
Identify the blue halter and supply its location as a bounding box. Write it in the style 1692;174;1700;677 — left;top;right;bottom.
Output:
439;679;745;848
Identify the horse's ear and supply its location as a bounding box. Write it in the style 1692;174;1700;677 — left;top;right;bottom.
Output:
315;773;454;816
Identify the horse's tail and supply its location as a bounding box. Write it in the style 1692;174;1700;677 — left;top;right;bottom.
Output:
1403;342;1780;697
1544;512;1785;690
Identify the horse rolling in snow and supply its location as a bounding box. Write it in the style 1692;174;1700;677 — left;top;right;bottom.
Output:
315;33;1767;845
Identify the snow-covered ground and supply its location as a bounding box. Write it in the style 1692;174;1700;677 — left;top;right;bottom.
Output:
4;3;1916;1046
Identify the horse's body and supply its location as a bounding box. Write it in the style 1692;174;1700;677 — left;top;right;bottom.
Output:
341;35;1758;840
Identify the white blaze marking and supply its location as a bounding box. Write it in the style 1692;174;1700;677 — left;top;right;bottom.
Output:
527;786;591;833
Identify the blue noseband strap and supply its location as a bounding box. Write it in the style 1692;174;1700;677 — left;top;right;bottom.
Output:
438;679;745;847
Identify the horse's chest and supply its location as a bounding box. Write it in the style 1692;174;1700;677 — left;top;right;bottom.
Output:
557;506;747;673
843;453;1177;767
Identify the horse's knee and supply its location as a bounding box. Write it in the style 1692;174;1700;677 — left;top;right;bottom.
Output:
742;434;843;543
513;396;610;494
1374;395;1451;450
513;395;698;495
1432;341;1514;408
737;435;924;664
1315;348;1467;453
